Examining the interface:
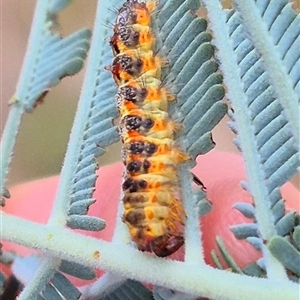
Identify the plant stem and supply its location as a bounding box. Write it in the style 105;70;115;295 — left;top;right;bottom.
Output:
178;164;204;263
0;104;24;193
2;212;298;300
17;256;60;300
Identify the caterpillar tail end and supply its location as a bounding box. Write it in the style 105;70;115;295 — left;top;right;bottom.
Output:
140;234;184;257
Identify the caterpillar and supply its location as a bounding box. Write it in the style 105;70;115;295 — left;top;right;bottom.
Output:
108;0;189;257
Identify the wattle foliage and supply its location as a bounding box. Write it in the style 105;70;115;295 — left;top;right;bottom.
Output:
0;0;299;299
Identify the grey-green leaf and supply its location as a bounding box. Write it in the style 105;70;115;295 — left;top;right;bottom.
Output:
59;260;95;280
268;236;300;276
156;1;226;159
64;0;120;224
293;226;300;249
215;236;243;274
66;215;106;231
16;0;91;112
42;283;62;300
100;280;153;300
230;223;259;239
50;272;81;300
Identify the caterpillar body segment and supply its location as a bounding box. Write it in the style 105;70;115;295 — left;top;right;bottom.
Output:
111;50;163;84
111;24;155;55
125;156;179;182
114;0;156;29
123;195;185;257
116;78;174;114
108;0;188;257
122;137;189;162
119;109;178;141
111;0;157;55
123;190;178;209
122;173;176;192
123;191;186;225
123;204;184;240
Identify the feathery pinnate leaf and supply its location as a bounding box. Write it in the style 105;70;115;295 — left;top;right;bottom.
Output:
39;272;82;300
197;194;212;216
268;235;300;277
67;215;106;231
11;255;96;299
215;236;243;274
211;236;266;278
229;5;298;213
225;0;299;276
0;0;91;197
64;0;121;227
226;0;299;189
241;262;265;278
15;1;91;112
204;0;299;279
233;202;256;219
158;0;227;159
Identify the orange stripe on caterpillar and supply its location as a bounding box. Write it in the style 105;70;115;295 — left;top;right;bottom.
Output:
110;50;164;85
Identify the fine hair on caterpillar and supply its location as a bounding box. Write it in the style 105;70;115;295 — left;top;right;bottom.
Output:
107;0;195;257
